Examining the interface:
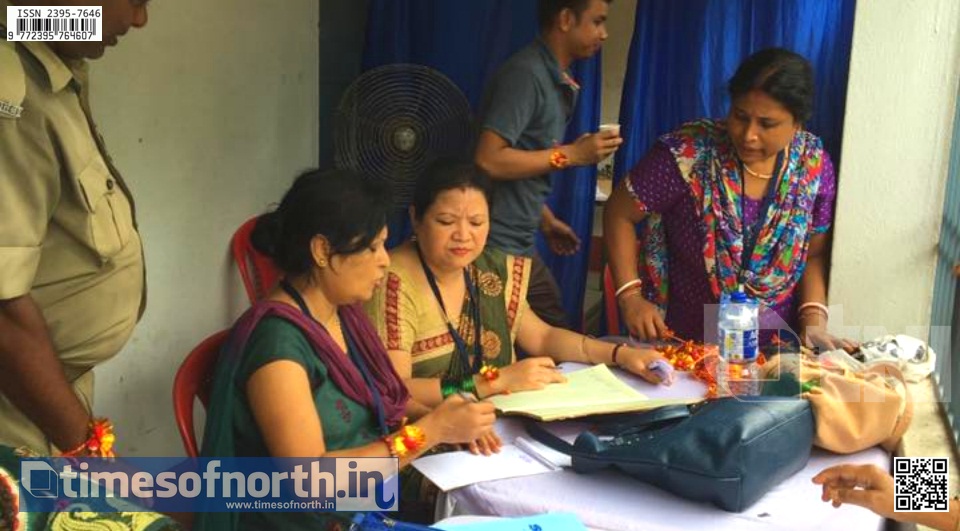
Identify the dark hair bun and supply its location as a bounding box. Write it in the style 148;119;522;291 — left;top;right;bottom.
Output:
250;210;282;259
247;169;391;277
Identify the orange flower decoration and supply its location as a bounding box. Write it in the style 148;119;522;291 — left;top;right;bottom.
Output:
479;364;500;381
62;418;116;458
656;330;767;399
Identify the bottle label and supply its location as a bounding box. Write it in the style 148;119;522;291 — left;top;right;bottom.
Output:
721;329;758;362
743;329;758;361
721;329;744;361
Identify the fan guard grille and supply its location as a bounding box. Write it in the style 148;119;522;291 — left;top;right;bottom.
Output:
334;64;475;207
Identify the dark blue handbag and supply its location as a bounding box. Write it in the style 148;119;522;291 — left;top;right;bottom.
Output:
525;396;814;512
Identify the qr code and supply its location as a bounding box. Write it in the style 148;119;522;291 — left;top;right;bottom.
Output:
894;457;950;512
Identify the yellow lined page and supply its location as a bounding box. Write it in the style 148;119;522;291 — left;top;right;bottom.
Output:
487;365;697;421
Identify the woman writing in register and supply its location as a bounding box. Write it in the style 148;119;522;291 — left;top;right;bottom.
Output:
365;159;672;453
196;170;496;531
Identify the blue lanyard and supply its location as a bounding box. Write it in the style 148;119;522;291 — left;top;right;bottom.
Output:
414;244;483;374
280;281;388;436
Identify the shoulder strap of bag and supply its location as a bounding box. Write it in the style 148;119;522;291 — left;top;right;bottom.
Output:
590;404;692;436
524;419;577;454
524;404;692;456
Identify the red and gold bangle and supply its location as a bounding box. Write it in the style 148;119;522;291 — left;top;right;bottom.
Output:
383;425;426;458
549;149;570;170
479;364;500;382
61;418;116;458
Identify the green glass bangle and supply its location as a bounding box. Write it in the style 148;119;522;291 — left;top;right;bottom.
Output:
800;379;821;393
440;377;460;399
460;375;477;396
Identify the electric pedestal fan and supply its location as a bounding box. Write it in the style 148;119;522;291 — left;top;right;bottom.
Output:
334;64;475;209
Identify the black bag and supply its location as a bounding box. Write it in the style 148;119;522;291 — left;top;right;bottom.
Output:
525;396;814;512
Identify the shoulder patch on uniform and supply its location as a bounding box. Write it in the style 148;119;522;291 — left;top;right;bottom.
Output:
0;41;26;119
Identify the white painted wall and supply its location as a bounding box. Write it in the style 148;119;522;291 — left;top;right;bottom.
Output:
829;0;960;339
89;0;320;456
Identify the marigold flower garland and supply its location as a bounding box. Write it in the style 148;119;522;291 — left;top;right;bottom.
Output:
657;330;766;399
61;418;116;458
383;424;426;458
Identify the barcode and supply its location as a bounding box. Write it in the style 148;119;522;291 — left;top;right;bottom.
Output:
16;18;97;33
6;6;102;42
894;457;950;512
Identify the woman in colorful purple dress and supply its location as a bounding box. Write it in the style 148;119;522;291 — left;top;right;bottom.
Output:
604;48;855;351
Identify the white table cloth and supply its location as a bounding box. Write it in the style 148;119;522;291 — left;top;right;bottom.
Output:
437;365;888;531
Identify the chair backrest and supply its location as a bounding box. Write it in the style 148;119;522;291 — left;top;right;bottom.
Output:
172;329;230;458
231;216;281;304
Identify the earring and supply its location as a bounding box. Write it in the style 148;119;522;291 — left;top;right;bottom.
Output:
317;258;327;268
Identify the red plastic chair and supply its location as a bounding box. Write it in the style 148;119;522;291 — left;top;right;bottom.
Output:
231;216;281;304
172;329;229;458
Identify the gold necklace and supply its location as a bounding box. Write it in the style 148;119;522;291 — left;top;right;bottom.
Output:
742;164;773;180
741;146;789;180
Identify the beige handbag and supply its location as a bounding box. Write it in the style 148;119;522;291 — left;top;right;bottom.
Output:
761;354;912;454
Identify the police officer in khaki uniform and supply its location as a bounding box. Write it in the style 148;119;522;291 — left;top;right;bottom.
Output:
0;0;149;455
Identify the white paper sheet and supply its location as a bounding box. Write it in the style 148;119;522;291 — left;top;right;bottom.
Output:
412;440;560;492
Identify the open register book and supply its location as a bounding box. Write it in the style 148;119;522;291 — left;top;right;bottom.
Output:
487;364;698;421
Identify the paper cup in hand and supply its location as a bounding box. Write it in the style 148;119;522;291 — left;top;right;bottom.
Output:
599;123;621;138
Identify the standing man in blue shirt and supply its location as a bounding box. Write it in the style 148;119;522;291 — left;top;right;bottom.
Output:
476;0;621;329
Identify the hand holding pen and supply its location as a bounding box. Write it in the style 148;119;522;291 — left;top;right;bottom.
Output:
457;392;503;455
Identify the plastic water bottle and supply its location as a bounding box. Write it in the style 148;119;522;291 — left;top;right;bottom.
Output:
717;287;760;396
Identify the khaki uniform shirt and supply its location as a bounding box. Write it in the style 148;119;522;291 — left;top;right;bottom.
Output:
0;3;145;453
